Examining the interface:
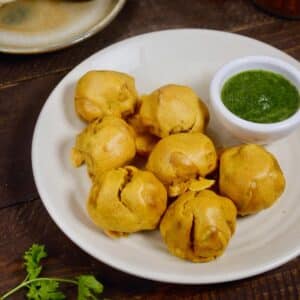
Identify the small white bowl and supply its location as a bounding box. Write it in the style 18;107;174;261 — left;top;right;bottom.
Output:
210;56;300;144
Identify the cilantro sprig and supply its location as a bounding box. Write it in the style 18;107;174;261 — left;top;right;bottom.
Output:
0;244;104;300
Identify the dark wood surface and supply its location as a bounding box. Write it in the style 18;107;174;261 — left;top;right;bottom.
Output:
0;0;299;299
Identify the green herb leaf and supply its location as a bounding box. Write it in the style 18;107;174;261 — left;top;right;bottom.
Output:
26;280;65;300
23;244;47;280
0;244;104;300
77;275;104;300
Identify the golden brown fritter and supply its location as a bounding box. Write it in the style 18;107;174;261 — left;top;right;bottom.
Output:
138;84;209;138
146;133;217;196
87;166;167;237
160;190;237;262
71;116;136;178
75;70;138;122
127;113;159;157
219;144;285;216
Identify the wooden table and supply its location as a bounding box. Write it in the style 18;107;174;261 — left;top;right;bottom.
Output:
0;1;299;299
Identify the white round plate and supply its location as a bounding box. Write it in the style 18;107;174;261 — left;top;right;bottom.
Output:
0;0;125;54
32;29;300;284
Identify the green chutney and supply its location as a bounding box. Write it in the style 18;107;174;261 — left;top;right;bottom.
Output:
221;70;300;123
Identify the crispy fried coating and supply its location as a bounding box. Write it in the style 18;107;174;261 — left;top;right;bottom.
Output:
87;166;167;237
219;144;285;216
160;190;237;262
75;70;138;122
71;116;136;178
146;133;217;196
138;84;209;138
127;113;159;157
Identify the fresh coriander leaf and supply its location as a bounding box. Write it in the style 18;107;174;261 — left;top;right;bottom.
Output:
27;280;65;300
24;244;47;280
0;244;104;300
77;275;104;300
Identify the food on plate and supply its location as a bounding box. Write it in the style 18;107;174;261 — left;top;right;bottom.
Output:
70;69;288;263
75;70;138;122
134;131;159;157
127;113;159;156
146;133;217;196
87;166;167;237
221;70;300;124
0;0;15;6
71;116;136;178
160;190;237;262
137;84;209;138
219;144;285;215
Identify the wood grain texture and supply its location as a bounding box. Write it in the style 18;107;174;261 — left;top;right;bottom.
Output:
0;73;67;209
0;200;299;299
0;0;300;88
0;0;300;299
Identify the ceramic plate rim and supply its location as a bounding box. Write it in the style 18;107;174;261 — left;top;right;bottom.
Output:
31;29;300;284
0;0;126;54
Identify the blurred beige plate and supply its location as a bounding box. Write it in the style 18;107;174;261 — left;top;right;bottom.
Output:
0;0;126;54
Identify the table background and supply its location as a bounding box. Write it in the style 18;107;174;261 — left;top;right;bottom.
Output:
0;0;299;299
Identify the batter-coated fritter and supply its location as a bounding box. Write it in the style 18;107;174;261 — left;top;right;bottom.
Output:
87;166;167;237
75;70;138;122
146;133;217;196
71;116;136;178
219;144;285;216
160;190;237;262
139;84;209;138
